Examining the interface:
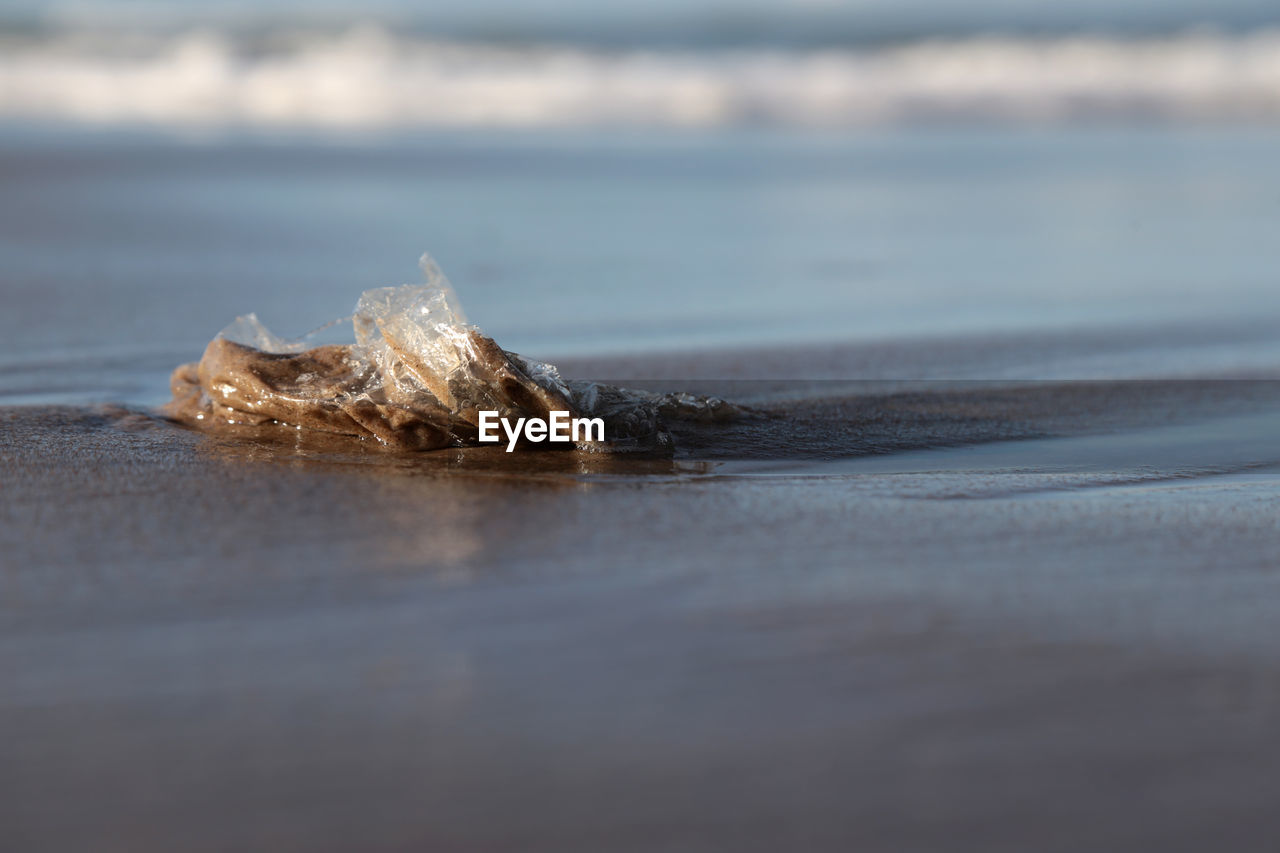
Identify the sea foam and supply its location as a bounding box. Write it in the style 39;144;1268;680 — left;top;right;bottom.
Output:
2;26;1280;128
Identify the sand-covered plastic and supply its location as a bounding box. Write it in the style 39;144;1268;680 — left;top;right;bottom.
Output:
166;254;735;451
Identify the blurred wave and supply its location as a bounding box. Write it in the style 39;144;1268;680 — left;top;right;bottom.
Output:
2;25;1280;128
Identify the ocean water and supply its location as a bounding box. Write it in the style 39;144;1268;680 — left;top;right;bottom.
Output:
2;123;1280;407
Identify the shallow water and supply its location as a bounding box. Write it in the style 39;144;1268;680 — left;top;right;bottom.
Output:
3;125;1280;407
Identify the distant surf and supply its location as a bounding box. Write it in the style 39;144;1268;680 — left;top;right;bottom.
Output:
2;25;1280;128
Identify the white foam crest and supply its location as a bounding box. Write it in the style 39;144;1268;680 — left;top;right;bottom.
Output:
2;26;1280;127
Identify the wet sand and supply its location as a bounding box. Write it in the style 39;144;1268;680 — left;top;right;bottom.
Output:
6;363;1280;851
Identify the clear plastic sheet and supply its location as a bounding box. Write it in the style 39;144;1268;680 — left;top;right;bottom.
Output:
166;254;735;452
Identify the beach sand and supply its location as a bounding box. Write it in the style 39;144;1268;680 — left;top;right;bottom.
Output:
6;350;1280;851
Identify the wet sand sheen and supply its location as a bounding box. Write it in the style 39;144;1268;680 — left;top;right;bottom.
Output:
5;372;1280;851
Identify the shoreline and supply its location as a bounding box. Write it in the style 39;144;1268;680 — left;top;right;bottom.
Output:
6;118;1280;851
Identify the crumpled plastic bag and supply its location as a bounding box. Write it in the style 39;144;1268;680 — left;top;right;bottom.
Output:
166;253;735;452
